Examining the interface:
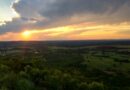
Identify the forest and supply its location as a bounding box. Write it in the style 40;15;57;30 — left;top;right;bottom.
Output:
0;41;130;90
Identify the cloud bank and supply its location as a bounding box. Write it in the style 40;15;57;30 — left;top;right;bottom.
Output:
0;0;130;34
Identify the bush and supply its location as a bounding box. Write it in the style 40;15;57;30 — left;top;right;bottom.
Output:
78;82;88;90
0;72;34;90
88;82;104;90
16;79;34;90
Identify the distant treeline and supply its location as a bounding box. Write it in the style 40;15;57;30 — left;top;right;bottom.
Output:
0;40;130;48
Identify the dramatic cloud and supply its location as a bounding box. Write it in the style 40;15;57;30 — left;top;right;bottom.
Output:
0;0;130;35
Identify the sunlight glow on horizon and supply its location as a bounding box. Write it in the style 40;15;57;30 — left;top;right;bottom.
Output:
0;22;130;41
22;31;32;40
16;22;130;41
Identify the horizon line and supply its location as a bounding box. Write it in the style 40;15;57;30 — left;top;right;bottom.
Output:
0;39;130;42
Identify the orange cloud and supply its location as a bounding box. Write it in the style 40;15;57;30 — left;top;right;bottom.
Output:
0;22;130;41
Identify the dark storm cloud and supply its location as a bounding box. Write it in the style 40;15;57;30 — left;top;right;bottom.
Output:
41;0;127;18
0;0;130;34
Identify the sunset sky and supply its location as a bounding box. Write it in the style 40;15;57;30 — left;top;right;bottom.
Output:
0;0;130;41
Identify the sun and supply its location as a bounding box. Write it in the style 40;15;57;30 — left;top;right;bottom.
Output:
22;31;31;40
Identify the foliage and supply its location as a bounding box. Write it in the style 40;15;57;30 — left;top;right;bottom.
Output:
0;45;130;90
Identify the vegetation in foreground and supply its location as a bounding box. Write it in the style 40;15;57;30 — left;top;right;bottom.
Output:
0;45;130;90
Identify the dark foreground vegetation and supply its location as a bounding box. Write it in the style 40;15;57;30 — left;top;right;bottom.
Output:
0;40;130;90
